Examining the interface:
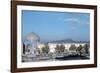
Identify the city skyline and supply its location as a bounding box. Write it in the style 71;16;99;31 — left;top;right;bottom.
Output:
22;10;90;42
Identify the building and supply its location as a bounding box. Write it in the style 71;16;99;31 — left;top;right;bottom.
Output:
22;32;40;57
22;32;89;55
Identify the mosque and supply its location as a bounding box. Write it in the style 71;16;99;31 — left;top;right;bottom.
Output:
22;32;89;59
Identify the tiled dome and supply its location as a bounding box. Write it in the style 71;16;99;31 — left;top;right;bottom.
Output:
25;32;40;42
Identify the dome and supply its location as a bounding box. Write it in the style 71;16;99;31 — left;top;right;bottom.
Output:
25;32;40;42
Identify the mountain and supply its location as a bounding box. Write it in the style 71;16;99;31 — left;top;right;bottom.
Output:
46;39;89;43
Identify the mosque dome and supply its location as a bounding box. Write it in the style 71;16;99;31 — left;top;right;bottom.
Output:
25;32;40;42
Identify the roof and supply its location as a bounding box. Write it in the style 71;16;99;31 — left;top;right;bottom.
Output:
25;32;40;42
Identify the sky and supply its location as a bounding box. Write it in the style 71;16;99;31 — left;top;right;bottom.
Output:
22;10;90;42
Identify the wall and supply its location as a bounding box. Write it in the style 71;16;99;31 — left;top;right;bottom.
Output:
0;0;99;73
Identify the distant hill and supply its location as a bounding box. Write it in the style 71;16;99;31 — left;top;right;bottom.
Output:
45;39;89;44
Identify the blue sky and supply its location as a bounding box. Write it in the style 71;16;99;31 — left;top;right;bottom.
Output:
22;10;90;42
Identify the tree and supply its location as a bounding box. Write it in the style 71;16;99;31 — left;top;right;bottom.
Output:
55;45;60;54
69;44;77;51
55;44;65;54
60;44;65;53
41;44;50;55
76;45;83;56
83;44;90;54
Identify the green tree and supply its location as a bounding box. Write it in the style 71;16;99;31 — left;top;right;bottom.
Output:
55;44;65;54
41;44;50;54
60;44;65;53
69;44;77;51
76;45;83;56
83;44;90;54
55;45;60;54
